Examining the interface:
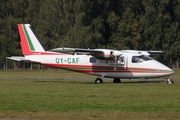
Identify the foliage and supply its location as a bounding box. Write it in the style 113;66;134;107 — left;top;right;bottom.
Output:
1;0;180;68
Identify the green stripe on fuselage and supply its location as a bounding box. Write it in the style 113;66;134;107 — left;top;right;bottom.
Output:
23;24;35;51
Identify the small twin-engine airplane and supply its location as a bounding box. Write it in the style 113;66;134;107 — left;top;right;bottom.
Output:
8;24;174;84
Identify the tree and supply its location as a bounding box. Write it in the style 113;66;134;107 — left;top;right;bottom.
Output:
110;7;142;50
0;0;28;67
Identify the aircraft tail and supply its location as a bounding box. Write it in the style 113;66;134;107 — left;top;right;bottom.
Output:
17;24;45;55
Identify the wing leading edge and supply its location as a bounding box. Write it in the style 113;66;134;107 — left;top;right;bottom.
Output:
49;47;103;55
50;48;122;59
50;48;163;56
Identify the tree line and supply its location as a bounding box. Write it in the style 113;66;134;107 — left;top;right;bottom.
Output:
1;0;180;68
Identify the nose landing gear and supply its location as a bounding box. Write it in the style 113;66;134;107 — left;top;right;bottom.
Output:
167;77;174;84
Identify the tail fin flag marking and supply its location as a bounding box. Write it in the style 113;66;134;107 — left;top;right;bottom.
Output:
17;24;45;55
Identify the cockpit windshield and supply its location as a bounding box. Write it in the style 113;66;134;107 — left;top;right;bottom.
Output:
132;55;153;63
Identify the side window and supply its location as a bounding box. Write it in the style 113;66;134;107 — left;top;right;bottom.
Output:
120;56;124;62
117;56;124;64
90;57;96;63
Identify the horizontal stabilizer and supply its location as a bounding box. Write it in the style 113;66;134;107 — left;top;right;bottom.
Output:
7;56;30;61
7;56;41;63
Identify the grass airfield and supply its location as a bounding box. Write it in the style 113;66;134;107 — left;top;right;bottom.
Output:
0;69;180;120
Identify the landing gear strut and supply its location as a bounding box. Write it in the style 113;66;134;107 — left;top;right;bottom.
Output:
95;78;103;84
113;78;121;83
167;77;174;84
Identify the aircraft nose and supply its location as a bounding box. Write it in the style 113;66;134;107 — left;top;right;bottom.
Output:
169;68;174;75
152;60;174;75
161;65;174;75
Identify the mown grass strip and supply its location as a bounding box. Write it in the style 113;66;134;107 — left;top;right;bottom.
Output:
0;70;179;119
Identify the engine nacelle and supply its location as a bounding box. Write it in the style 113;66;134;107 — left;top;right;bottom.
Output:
94;49;122;59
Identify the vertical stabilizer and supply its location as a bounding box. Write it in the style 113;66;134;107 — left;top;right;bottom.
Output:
17;24;45;55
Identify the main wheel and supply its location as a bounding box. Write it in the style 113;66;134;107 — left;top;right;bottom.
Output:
95;78;103;84
113;78;121;83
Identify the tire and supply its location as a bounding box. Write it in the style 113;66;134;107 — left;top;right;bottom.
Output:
113;78;121;83
171;80;174;84
95;78;103;84
167;79;174;84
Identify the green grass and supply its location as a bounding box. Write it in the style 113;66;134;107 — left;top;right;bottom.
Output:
0;70;180;120
171;68;180;80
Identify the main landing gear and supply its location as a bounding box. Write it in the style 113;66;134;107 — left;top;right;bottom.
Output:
95;78;103;83
95;78;121;84
113;78;121;83
167;77;174;84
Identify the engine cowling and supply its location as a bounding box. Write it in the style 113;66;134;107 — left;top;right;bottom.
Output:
93;49;122;59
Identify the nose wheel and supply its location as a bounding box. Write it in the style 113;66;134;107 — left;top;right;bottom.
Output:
167;77;174;84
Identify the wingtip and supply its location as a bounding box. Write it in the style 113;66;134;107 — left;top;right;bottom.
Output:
147;51;164;55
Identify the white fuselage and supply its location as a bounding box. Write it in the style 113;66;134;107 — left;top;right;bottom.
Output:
25;53;174;79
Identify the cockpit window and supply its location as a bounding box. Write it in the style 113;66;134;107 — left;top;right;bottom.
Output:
132;55;153;63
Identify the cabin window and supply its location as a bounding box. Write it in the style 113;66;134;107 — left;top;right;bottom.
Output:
117;56;124;64
90;57;96;63
132;55;153;63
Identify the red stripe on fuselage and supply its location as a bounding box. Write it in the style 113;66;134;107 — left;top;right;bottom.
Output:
40;63;172;73
41;63;174;76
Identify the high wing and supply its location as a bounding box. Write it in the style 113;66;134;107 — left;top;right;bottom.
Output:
120;50;164;55
49;48;103;55
50;48;163;57
50;48;122;59
146;50;164;55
